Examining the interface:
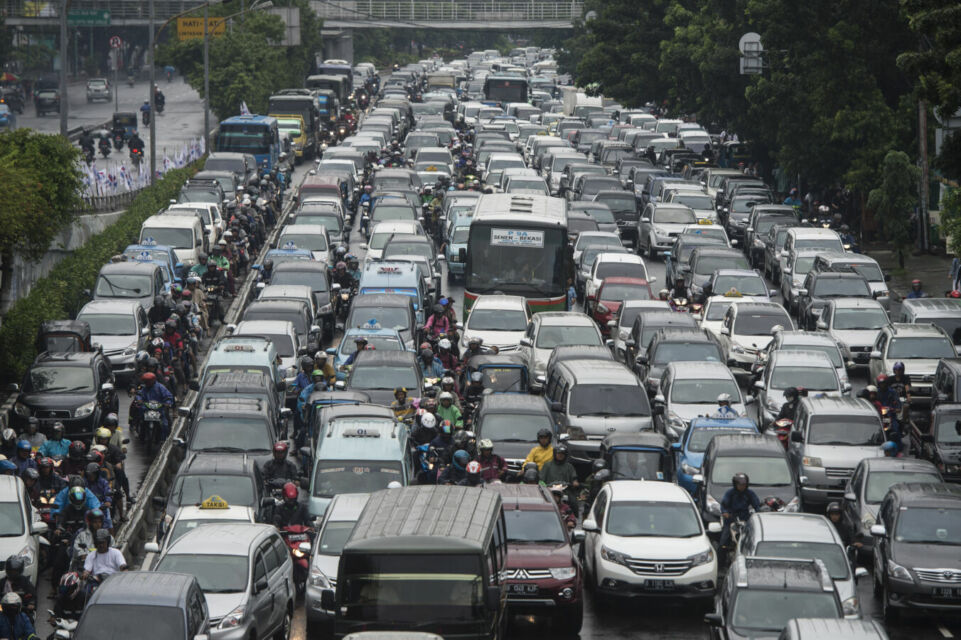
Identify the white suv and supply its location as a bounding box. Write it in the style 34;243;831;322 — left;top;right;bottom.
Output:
581;481;718;602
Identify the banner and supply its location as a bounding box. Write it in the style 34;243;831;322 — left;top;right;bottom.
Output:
176;17;226;41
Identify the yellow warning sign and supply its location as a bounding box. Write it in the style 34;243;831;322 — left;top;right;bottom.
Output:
177;17;226;41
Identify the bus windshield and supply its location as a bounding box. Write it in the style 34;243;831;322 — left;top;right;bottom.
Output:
466;224;567;297
217;124;271;154
485;78;528;103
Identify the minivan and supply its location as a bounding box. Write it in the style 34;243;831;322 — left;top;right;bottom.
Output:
92;261;165;313
140;213;206;269
898;297;961;348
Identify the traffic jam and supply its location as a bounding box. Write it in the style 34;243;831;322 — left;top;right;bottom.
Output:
4;48;961;640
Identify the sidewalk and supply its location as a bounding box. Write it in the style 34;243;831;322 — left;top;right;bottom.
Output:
863;241;953;300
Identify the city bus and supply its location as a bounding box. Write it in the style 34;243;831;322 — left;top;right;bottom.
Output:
463;194;569;319
215;114;280;171
483;75;529;106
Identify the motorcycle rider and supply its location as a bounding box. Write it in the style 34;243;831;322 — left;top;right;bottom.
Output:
550;485;577;530
78;129;95;158
418;347;445;379
539;444;580;503
458;460;484;487
135;372;174;440
263;442;300;491
0;592;36;640
712;393;740;418
153;86;165;112
783;187;801;208
436;392;463;429
343;336;369;368
312;351;337;388
272;482;309;527
331;260;355;291
82;462;112;517
139;100;151;125
70;508;112;572
876;373;904;452
22;417;46;451
12;440;37;477
890;361;912;407
296;369;328;428
127;131;145;156
82;528;127;592
424;304;451;339
0;429;17;460
436;341;458;373
0;556;37;621
826;501;862;550
476;439;506;482
582;460;612;511
390;387;415;423
36;457;65;495
51;484;96;587
438;449;471;485
719;473;760;549
428;420;454;466
521;428;554;472
38;422;71;459
906;279;927;299
775;387;800;424
461;337;486;365
463;371;485;405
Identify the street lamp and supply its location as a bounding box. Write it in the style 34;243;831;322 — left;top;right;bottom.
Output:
59;0;73;137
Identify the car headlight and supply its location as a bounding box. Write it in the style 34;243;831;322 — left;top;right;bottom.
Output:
732;344;745;354
16;545;35;567
706;494;721;516
13;402;30;417
219;604;246;629
74;400;97;418
681;461;700;475
601;545;630;566
549;567;577;580
318;303;333;314
887;559;913;582
842;596;860;616
309;567;330;588
784;496;801;512
802;456;823;468
687;548;714;567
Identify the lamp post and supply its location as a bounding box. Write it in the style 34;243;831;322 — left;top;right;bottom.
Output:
148;0;156;183
59;0;72;137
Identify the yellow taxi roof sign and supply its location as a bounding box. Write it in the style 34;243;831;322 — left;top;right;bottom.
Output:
724;288;742;297
200;495;230;509
697;218;713;225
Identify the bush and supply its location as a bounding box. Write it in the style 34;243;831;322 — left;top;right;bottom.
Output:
0;163;200;385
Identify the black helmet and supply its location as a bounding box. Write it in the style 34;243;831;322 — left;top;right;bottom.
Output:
5;555;24;576
591;458;607;474
146;356;160;369
264;258;274;270
554;444;569;458
85;462;100;476
536;428;552;441
300;356;314;370
783;387;799;401
732;472;749;488
68;440;86;460
522;467;539;484
826;501;842;516
67;486;86;508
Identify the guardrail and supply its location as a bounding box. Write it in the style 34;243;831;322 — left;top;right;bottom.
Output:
116;178;300;565
311;0;583;23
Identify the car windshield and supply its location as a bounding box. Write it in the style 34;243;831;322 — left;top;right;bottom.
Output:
688;428;753;453
467;309;528;331
581;207;616;224
94;274;151;299
654;208;696;224
26;366;94;393
705;300;734;321
479;413;552;442
348;307;410;332
383;243;431;262
504;509;566;543
338;335;402;358
372;206;416;223
577;236;622;253
280;234;327;251
895;507;961;545
156;554;248;593
535;325;602;349
140;228;193;249
712;456;793;486
671;379;739;405
753;541;849;580
792;255;816;275
370;231;401;250
672;194;712;210
610;451;665;480
508;179;548;193
734;312;792;336
318;520;356;555
770;365;838;392
270;271;327;293
928;317;961;346
190;418;272;453
477;367;525;392
172;474;254;507
779;345;843;368
936;416;961;445
694;255;750;275
75;605;184;640
796;238;844;252
653;342;721;365
569;218;599;235
597;263;647;280
596;195;635;211
888;336;955;359
78;313;135;336
0;502;24;536
832;307;888;330
169;518;245;547
569;384;650;417
605;501;701;537
313;461;403;498
731;590;839;632
350;365;420;390
812;277;870;297
848;263;884;282
713;276;767;297
242;333;293;358
600;283;651;301
807;414;883;446
866;471;941;504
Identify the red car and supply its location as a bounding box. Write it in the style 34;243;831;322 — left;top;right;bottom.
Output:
591;276;653;337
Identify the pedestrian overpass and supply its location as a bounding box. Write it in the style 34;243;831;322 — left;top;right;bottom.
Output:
311;1;583;29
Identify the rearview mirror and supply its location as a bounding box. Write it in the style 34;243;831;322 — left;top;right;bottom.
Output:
707;522;722;534
581;519;598;532
870;524;886;537
254;578;269;594
144;542;160;554
816;320;827;330
152;496;166;509
870;350;882;359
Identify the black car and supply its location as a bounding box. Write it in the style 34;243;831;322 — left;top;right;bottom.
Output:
913;404;961;483
12;351;117;438
870;482;961;622
344;350;422;406
34;90;60;116
268;261;335;341
178;394;283;468
187;370;289;429
634;328;723;396
796;271;873;330
473;394;558;475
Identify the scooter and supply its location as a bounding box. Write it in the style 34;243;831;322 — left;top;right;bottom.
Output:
98;137;111;159
773;418;793;450
81;145;94;164
130;147;143;168
281;525;313;595
138;400;165;455
48;609;79;640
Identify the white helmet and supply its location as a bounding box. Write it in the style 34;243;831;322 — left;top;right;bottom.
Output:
717;393;732;404
438;338;452;350
420;413;437;429
439;391;454;403
387;481;402;489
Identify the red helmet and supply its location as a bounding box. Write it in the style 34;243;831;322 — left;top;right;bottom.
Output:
272;442;288;455
466;461;481;475
951;290;961;299
876;373;888;385
141;372;157;384
283;482;298;501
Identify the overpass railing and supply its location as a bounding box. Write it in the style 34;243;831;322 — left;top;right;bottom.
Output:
311;0;583;23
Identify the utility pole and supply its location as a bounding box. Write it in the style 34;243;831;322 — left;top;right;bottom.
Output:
919;99;930;252
149;0;157;184
59;0;70;136
203;2;210;149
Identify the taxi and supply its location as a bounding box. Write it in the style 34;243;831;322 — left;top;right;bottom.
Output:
122;242;184;284
143;495;256;560
357;261;428;325
329;326;406;380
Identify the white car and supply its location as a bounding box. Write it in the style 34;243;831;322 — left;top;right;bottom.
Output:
868;323;957;404
718;301;794;373
229;319;304;398
459;294;531;353
363;220;427;263
519;312;605;380
664;190;717;222
780;249;822;314
143;498;256;560
584;253;652;304
654;361;749;438
581;481;718;601
819;297;891;367
0;476;48;584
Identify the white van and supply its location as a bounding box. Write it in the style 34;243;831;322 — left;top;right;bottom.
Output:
139;214;205;269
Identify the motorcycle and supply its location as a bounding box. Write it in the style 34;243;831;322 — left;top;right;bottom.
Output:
773;418;793;450
112;131;126;150
130;147;144;168
127;73;135;87
98;137;111;158
280;525;314;595
81;145;94;164
48;609;79;640
141;110;150;126
204;281;225;324
138;400;165;455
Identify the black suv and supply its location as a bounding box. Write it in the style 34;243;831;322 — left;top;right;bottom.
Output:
269;261;335;341
634;328;723;396
870;482;961;622
796;271;873;330
913;404;961;483
705;556;842;639
473;394;558;475
178;178;225;207
12;351;117;437
179;395;284;467
34;89;60;116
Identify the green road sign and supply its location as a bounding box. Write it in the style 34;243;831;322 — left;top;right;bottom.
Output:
67;9;110;26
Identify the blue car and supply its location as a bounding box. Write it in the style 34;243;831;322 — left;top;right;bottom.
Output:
674;417;759;495
328;326;406;381
123;243;183;283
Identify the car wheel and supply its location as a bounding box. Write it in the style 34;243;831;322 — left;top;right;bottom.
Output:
882;582;900;624
274;607;292;640
648;236;656;260
554;600;584;636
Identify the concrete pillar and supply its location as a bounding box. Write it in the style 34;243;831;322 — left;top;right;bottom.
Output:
323;30;354;64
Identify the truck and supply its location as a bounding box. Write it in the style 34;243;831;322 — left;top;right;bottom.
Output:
560;86;604;118
267;93;321;159
426;71;456;90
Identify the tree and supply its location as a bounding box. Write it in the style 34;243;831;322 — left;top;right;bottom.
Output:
898;0;961;117
939;187;961;256
936;130;961;182
867;151;920;266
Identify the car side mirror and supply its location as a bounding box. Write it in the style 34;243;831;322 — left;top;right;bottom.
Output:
571;528;586;543
31;521;48;536
652;404;664;416
692;474;704;484
335;380;346;390
870;350;882;359
790;430;803;443
753;380;765;391
720;326;730;336
485;585;500;610
152;496;167;509
188;379;200;392
177;406;191;418
843;491;857;502
519;337;532;348
141;326;151;337
780;249;789;258
581;519;598;532
458;247;467;262
798;288;808;297
550;401;563;413
254;578;269;595
641;217;650;223
746;227;754;233
635;355;648;365
707;522;722;534
275;380;286;392
704;613;723;627
870;524;886;537
816;320;828;330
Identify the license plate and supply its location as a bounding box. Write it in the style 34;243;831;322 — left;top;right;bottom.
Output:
508;584;538;594
144;411;161;421
287;534;307;542
644;579;675;591
933;587;961;598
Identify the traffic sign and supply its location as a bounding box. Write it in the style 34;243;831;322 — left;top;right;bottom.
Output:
176;17;227;41
67;9;110;26
109;36;122;49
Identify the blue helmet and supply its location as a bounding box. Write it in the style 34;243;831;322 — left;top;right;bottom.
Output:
882;441;897;453
16;440;31;452
453;449;470;469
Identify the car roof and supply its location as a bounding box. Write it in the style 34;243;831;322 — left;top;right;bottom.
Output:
712;268;761;279
272;260;330;275
886;482;961;507
799;396;876;415
730;301;788;314
535;311;596;326
828;297;886;310
595;253;645;265
486;483;555;511
859;457;940;475
769;350;834;368
652;328;716;344
751;512;840;544
667;361;734;378
78;300;142;316
327;493;372;521
472;295;527;311
233;320;296;336
351;293;414;307
34;352;99;366
559;359;639;384
886;322;949;337
98;261;158;276
710;433;787;456
478;393;552;414
90;572;197;607
774;330;839;347
901;297;961;315
607;480;691;503
165;522;276;556
352;350;418;367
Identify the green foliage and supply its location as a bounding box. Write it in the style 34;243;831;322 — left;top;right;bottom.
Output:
935;129;961;183
0;163;200;384
867;151;920;252
898;0;961;117
0;130;84;260
940;188;961;255
11;43;55;76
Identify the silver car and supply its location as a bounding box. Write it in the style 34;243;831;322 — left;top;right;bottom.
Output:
86;78;110;102
819;298;890;368
76;299;150;381
519;312;605;380
637;203;697;259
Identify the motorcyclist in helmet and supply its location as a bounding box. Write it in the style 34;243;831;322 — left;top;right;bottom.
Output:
391;387;415;423
0;592;36;640
331;260;355;291
263;442;299;489
82;461;112;515
411;410;438;446
36;457;65;495
70;508;112;572
343;336;368;367
0;428;17;460
38;422;70;459
459;460;484;487
712;393;740;418
134;371;174;440
890;361;912;408
291;356;314;396
521;428;554;472
461;336;485;365
439;449;471;485
719;473;760;549
463;371;486;405
521;462;539;484
148;293;172;324
437;391;463;428
259;258;274;284
476;439;506;482
549;484;577;529
826;501;862;549
424;304;451;339
12;440;36;476
61;440;88;478
428;420;455;465
775;387;800;423
0;555;36;621
906;278;927;299
436;339;458;372
296;369;328;428
22;417;46;451
418;347;445;379
272;482;310;527
312;351;337;388
582;459;611;511
539;444;580;503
